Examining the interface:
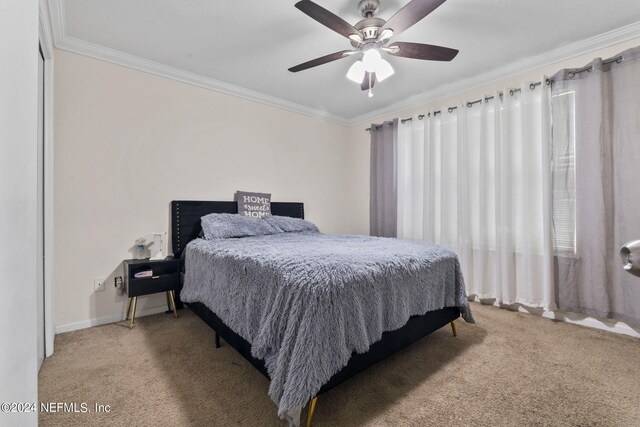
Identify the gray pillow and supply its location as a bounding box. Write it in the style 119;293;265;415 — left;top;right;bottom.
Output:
264;215;319;233
200;213;278;239
235;191;271;218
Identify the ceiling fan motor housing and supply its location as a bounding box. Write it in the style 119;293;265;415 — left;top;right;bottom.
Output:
352;17;386;48
358;0;380;17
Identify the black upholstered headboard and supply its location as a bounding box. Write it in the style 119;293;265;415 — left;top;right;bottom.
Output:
170;200;304;257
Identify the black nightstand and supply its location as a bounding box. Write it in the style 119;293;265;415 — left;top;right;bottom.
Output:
123;257;180;328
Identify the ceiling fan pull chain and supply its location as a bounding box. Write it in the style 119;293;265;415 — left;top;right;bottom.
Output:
368;73;373;97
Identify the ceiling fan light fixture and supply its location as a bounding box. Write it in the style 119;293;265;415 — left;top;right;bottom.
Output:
362;49;382;72
361;48;394;82
375;58;394;82
346;60;366;83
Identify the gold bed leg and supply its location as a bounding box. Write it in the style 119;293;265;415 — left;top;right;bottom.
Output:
129;296;138;329
450;320;457;337
168;290;178;319
306;397;318;427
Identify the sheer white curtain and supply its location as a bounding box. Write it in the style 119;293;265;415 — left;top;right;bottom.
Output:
397;117;424;240
397;81;556;309
496;84;554;308
397;109;459;245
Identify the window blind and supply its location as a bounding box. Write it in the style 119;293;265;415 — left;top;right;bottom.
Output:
551;91;577;255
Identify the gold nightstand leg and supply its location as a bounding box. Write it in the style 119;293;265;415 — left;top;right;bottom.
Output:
129;297;138;329
168;290;178;319
450;320;457;337
306;397;318;427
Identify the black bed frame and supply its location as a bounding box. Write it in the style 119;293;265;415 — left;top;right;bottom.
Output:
170;201;460;420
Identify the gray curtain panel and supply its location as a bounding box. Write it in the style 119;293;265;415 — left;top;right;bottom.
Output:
370;119;398;237
551;46;640;325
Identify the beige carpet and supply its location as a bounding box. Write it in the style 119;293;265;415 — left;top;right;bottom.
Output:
40;303;640;427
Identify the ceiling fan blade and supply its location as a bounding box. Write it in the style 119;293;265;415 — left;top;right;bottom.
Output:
295;0;363;39
361;72;377;91
381;0;447;36
288;50;353;73
387;42;458;61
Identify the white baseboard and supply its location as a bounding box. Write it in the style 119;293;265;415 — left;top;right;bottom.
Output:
472;298;640;338
539;309;640;338
54;305;169;334
56;301;640;339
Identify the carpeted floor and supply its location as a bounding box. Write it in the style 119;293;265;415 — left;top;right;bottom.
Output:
40;303;640;427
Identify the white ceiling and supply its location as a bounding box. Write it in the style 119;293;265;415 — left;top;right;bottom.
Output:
53;0;640;123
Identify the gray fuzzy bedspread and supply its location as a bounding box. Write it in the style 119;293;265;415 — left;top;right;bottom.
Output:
181;232;474;425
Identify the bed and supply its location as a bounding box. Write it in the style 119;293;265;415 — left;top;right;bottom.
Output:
171;200;473;426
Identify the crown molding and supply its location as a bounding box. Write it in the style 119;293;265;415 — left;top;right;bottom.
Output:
55;35;351;125
349;20;640;125
47;0;640;127
46;0;349;126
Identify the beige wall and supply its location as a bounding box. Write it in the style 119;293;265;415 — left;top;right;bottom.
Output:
53;49;367;330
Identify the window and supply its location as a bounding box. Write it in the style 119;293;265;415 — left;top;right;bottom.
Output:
551;90;577;255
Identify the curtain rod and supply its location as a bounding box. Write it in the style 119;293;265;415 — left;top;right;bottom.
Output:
366;54;624;132
566;54;623;78
367;80;547;131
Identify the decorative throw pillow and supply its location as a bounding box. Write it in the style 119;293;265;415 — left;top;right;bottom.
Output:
200;213;278;239
235;191;272;218
264;215;319;233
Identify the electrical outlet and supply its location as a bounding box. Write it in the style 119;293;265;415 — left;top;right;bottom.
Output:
94;278;105;292
114;276;124;296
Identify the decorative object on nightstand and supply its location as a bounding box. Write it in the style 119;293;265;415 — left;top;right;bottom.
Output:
149;232;167;260
132;232;167;260
134;237;147;259
123;257;180;329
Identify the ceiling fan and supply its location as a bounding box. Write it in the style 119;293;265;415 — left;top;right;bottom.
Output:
288;0;459;96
